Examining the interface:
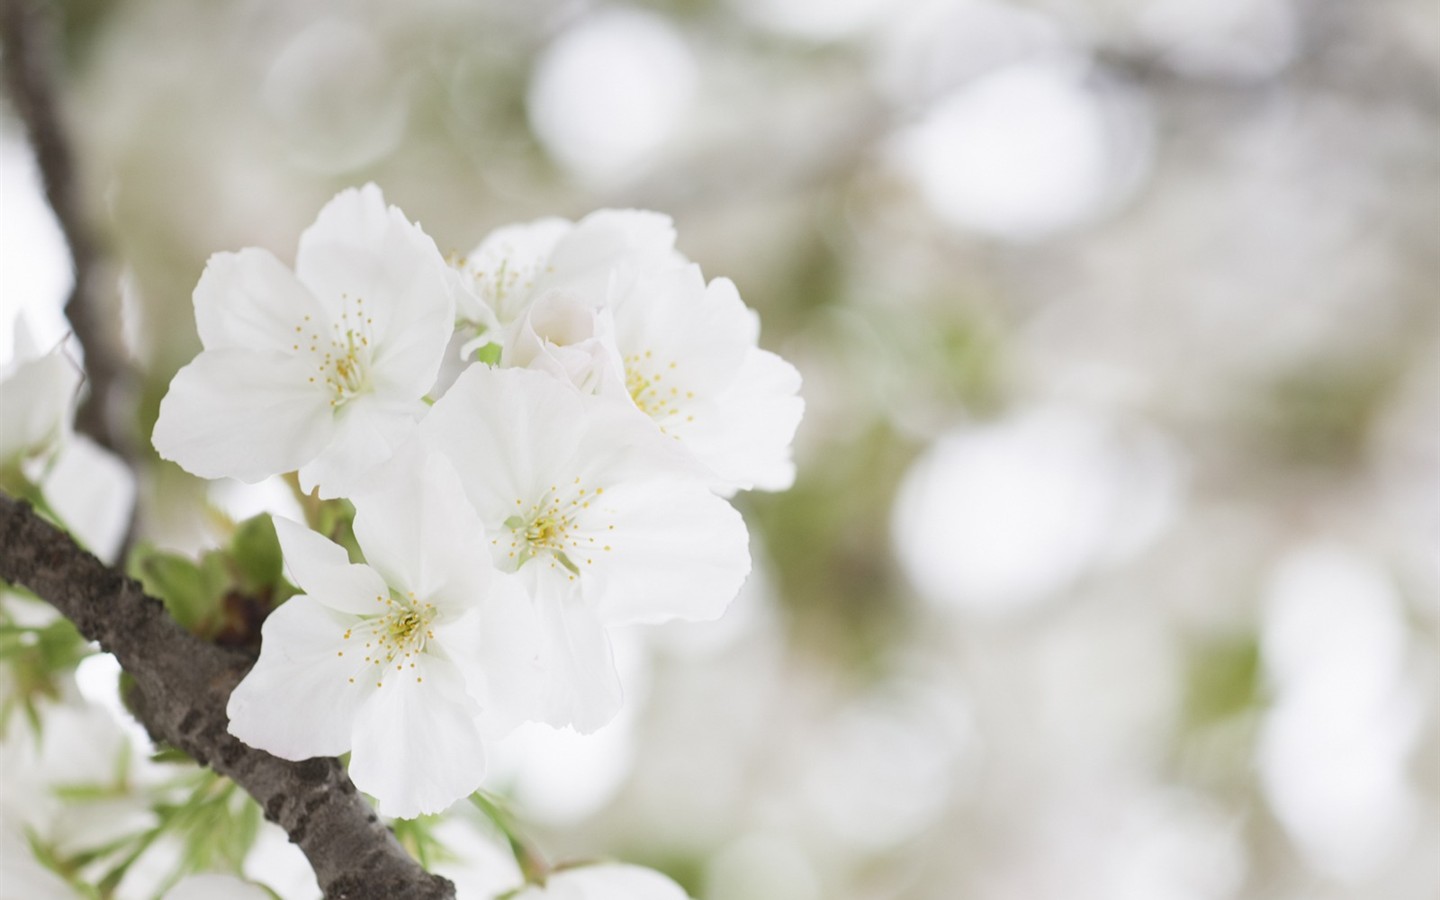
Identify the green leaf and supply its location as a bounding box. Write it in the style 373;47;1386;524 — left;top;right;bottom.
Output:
391;814;453;869
1183;635;1262;730
229;514;283;593
0;613;90;736
129;546;215;631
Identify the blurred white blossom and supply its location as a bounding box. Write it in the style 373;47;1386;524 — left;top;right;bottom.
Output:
509;863;691;900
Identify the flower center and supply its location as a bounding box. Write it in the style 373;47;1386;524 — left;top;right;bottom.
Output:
339;589;438;688
526;516;564;549
387;609;424;642
498;480;614;579
293;295;376;407
624;350;694;431
462;255;542;325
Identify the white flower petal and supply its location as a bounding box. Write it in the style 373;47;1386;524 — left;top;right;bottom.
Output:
192;248;328;353
543;208;680;302
350;443;492;611
610;272;803;493
41;435;136;563
347;654;487;818
527;581;623;733
580;479;751;625
688;348;804;493
226;597;369;760
511;863;691;900
611;268;753;399
297;395;425;500
152;350;334;483
460;217;572;325
294;184;455;398
163;874;274;900
274;517;390;615
433;572;550;736
421;367;587;523
0;344;80;465
503;292;627;396
443;571;622;734
424;367;696;531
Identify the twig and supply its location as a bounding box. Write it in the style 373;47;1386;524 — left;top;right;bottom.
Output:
0;493;456;900
0;0;129;456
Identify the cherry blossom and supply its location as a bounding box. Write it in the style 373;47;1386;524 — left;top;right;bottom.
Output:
153;184;457;498
0;328;80;471
226;448;535;818
421;366;750;731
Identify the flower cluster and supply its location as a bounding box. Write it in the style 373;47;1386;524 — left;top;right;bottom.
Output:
153;186;802;819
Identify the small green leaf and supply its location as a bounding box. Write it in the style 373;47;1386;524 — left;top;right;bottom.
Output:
392;815;450;868
230;514;283;593
129;546;214;630
1183;635;1262;730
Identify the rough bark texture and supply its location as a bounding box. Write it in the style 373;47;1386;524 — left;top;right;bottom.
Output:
0;0;130;455
0;494;456;900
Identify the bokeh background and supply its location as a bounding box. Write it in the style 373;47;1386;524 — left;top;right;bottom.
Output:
3;0;1438;898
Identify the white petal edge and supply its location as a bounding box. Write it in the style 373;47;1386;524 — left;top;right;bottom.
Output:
152;350;335;483
0;344;81;465
346;654;487;818
511;863;691;900
192;248;328;354
41;436;136;564
580;479;751;626
274;517;390;615
528;583;624;733
226;597;369;760
297;395;425;500
350;441;493;612
687;348;804;494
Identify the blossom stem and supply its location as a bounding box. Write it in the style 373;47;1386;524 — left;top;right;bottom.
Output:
470;791;550;885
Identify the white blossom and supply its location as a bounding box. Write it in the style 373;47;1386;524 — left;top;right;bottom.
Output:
152;184;457;498
604;263;803;494
454;210;803;495
421;366;750;732
0;325;134;562
42;435;136;564
226;447;534;818
507;864;691;900
0;696;159;865
454;209;678;344
0;824;74;900
0;327;81;470
162;874;275;900
501;291;626;397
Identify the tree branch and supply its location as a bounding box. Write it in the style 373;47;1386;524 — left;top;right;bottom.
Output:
0;0;130;456
0;494;456;900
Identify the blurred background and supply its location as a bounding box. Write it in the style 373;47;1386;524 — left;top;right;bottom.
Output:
2;0;1438;897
